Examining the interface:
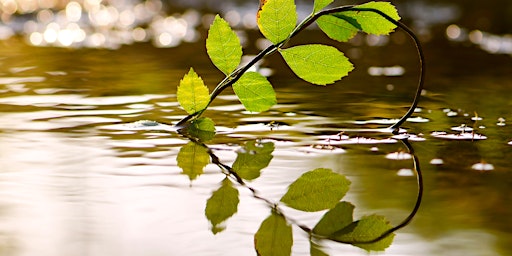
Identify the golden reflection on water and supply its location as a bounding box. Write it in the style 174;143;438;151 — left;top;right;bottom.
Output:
0;1;511;255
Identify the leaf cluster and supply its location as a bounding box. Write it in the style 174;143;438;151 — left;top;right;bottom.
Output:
176;0;402;127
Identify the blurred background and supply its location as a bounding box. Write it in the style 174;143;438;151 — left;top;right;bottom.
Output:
1;1;512;256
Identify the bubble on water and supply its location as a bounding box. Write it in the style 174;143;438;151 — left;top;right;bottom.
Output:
370;146;379;152
385;152;412;160
471;162;494;171
497;117;506;127
397;168;414;177
430;158;444;165
451;125;473;132
446;111;458;117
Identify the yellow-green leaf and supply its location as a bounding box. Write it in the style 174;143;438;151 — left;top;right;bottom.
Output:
232;71;276;112
205;178;239;234
206;15;243;75
279;44;354;85
177;68;210;114
177;142;210;181
313;0;333;13
317;14;359;42
254;211;293;256
257;0;297;44
232;141;274;180
333;1;400;36
280;168;351;212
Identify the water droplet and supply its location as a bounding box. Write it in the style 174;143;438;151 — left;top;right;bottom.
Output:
471;162;494;171
451;125;473;132
385;152;412;160
446;111;458;117
430;158;444;165
397;169;414;177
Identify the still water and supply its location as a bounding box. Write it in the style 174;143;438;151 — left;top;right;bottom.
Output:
1;5;512;256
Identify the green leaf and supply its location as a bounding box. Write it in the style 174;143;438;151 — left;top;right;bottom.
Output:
177;142;210;181
333;1;400;36
313;0;333;13
232;71;277;112
177;68;210;114
257;0;297;44
205;178;239;234
206;15;243;75
188;117;216;141
279;44;354;85
330;215;395;251
280;168;351;212
313;201;355;236
232;140;274;180
254;211;293;256
317;14;359;42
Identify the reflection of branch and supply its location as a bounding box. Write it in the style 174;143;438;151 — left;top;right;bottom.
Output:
321;138;423;245
177;129;276;207
178;128;423;247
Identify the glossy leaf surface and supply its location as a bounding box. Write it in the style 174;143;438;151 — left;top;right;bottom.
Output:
317;2;400;42
279;44;354;85
336;1;400;36
257;0;297;44
206;15;243;75
177;68;210;114
232;71;276;112
313;0;333;13
317;14;359;42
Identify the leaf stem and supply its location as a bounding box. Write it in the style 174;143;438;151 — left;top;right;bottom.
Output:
177;5;425;135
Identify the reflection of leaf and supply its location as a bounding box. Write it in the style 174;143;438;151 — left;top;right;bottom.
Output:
177;68;210;114
280;168;351;212
205;178;239;234
313;0;333;13
279;44;354;85
310;241;329;256
177;142;210;181
257;0;297;44
232;140;274;180
188;117;216;141
254;211;293;256
206;15;243;75
232;72;277;112
330;215;395;251
313;201;354;236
